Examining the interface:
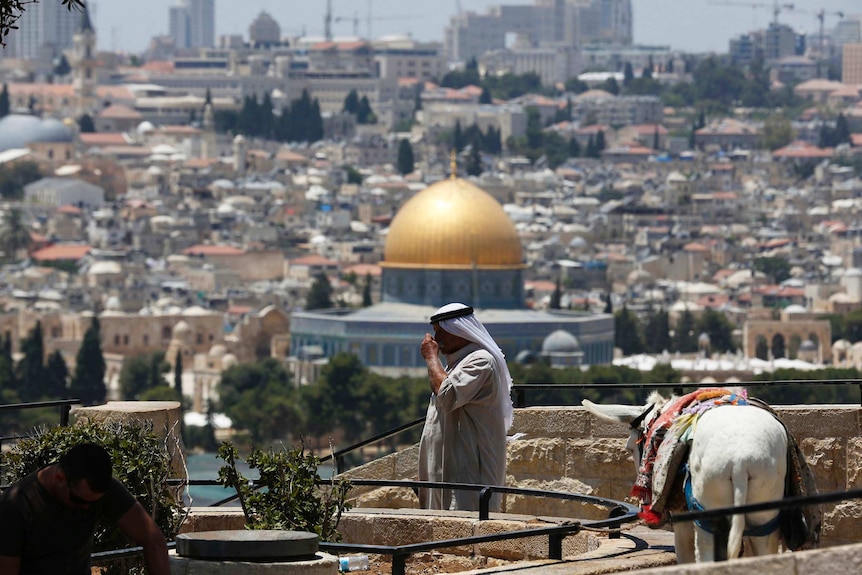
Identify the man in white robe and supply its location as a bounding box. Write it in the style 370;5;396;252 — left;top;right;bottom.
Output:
418;303;513;511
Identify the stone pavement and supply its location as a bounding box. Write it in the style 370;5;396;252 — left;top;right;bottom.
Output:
451;524;678;575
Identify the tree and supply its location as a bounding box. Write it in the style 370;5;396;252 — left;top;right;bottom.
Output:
465;142;482;176
643;308;671;354
0;207;32;261
695;309;735;353
0;83;8;118
356;95;376;124
762;113;795;151
45;350;68;398
595;129;606;152
52;53;71;77
69;316;106;405
754;256;791;284
453;120;464;152
479;86;492;104
217;359;299;442
601;76;620;96
78;113;95;133
614;305;644;356
550;277;562;309
396;138;414;175
306;274;333;310
342;89;359;114
362;273;373;307
623;62;634;87
568;136;581;158
16;321;47;401
174;350;183;397
0;1;84;46
672;309;698;353
300;353;366;443
119;353;165;400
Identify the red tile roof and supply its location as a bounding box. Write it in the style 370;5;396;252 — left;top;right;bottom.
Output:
31;244;91;261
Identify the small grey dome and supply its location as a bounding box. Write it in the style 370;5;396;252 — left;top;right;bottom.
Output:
0;114;73;151
542;330;580;354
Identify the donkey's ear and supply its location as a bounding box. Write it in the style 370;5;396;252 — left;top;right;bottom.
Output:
582;399;643;425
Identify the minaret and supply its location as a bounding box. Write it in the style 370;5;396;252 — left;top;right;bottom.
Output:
201;90;217;159
72;6;97;114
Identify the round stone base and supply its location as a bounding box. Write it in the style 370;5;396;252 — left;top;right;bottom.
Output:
169;551;339;575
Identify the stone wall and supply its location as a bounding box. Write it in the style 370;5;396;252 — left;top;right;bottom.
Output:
345;405;862;546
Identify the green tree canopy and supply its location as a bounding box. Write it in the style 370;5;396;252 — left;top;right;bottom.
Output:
216;358;299;443
306;273;333;310
614;305;644;356
754;256;792;284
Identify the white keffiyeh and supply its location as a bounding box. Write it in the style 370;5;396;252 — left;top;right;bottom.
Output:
433;303;514;430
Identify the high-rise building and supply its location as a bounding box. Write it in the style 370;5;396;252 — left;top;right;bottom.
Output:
169;0;215;49
444;0;632;62
8;1;79;62
843;43;862;85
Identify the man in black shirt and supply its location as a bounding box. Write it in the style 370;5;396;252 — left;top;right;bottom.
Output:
0;443;169;575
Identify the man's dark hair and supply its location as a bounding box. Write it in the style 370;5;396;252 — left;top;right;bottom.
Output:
59;443;112;493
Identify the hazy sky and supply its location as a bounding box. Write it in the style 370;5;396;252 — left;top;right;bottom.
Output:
71;0;862;55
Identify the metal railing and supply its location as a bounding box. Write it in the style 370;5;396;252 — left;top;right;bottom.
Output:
0;398;80;452
511;379;862;407
670;487;862;561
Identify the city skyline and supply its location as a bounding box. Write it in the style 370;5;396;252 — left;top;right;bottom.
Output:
22;0;860;56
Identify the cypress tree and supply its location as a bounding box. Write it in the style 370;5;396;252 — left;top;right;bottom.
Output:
397;139;415;175
174;350;183;397
362;273;373;307
46;350;68;398
70;316;106;405
17;321;47;401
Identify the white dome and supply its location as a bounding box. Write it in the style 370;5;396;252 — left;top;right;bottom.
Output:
222;354;238;369
172;320;191;337
542;330;580;354
136;121;156;134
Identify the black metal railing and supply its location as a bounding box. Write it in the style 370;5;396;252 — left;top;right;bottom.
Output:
159;478;639;575
511;379;862;407
670;487;862;561
0;398;80;453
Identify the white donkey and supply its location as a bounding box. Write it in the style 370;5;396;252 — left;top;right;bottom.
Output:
583;393;788;563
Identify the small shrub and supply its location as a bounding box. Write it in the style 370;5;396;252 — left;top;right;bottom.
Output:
216;441;351;541
2;420;185;573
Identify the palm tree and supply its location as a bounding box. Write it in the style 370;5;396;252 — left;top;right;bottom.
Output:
0;208;31;262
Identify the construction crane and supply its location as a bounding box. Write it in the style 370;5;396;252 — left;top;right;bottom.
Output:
794;8;844;55
335;13;361;37
324;0;334;42
708;0;795;25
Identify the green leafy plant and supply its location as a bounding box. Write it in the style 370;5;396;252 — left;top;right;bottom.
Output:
1;420;185;573
216;441;351;541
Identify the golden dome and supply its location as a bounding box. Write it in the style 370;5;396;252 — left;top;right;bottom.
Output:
383;178;524;269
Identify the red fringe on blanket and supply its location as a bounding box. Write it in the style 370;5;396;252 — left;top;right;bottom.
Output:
637;504;664;527
631;485;649;500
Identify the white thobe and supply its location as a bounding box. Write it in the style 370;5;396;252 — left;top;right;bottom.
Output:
418;342;507;511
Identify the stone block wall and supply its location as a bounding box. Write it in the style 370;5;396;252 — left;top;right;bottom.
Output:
346;405;862;546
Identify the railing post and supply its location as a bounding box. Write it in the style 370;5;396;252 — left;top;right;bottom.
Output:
515;388;525;408
60;404;71;427
713;516;730;562
335;454;344;476
607;506;626;539
548;533;564;560
479;487;493;520
392;552;407;575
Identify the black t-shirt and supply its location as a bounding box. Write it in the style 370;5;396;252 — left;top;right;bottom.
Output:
0;470;137;575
